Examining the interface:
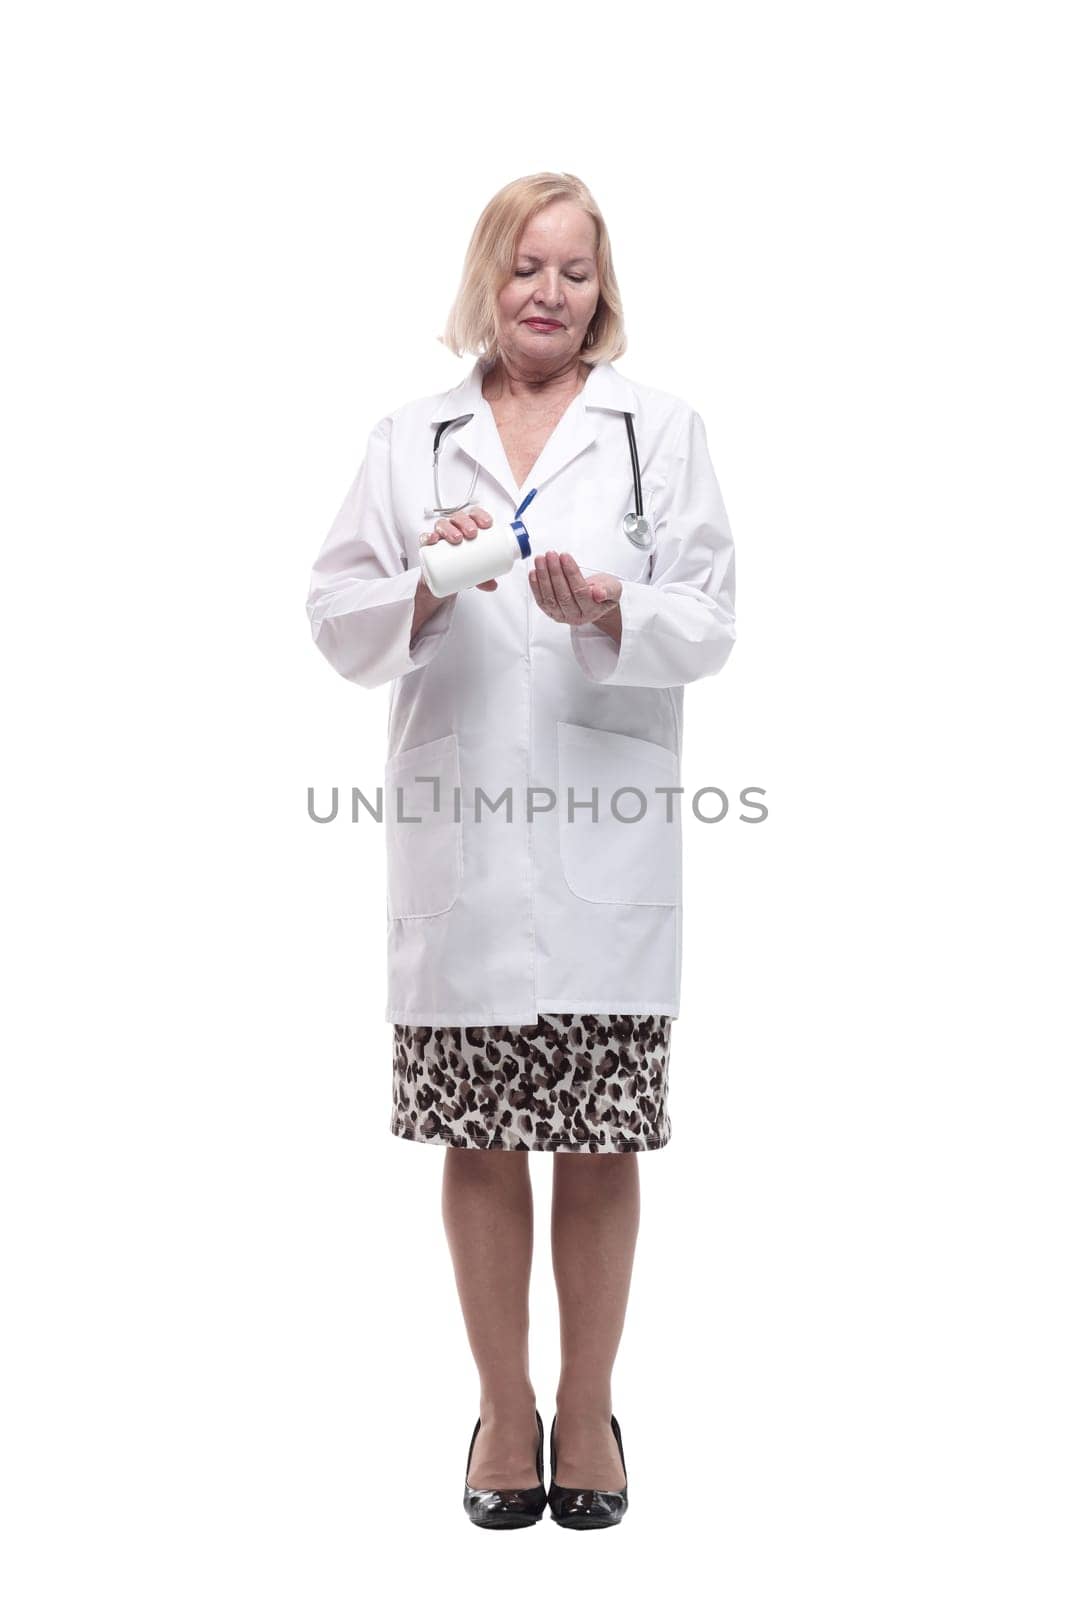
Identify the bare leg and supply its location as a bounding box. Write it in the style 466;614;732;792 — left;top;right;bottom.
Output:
441;1147;541;1489
550;1152;638;1491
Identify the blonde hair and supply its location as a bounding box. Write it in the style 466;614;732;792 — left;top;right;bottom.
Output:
439;172;627;367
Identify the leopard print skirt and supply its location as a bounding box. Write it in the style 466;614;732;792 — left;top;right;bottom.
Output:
390;1013;672;1154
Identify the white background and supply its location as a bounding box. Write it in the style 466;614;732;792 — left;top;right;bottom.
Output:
2;2;1064;1595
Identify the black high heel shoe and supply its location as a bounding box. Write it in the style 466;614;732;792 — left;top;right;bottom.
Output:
548;1412;628;1529
463;1408;548;1529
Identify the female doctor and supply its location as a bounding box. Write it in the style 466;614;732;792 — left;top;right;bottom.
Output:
306;171;736;1529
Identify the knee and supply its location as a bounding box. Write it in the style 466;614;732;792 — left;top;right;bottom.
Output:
445;1146;531;1186
553;1150;637;1198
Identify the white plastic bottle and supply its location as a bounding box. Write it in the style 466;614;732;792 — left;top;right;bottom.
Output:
419;494;536;599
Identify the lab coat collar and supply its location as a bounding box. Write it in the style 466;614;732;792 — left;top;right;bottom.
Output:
428;357;638;506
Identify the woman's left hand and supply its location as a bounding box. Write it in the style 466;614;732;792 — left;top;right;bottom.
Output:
529;550;621;625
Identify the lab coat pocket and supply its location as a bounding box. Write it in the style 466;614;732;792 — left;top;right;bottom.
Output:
556;721;681;906
384;732;463;918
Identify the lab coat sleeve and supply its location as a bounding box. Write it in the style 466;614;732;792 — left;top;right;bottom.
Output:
569;405;736;689
306;416;458;689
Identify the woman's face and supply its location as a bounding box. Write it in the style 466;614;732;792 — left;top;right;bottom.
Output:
495;201;601;372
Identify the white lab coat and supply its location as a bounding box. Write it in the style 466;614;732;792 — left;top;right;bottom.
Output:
307;357;736;1024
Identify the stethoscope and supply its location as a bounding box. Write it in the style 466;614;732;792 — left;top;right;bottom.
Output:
428;411;653;550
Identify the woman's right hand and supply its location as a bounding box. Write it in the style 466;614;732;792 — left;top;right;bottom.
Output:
419;507;498;592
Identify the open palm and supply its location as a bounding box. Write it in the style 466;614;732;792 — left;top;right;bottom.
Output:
529;550;622;625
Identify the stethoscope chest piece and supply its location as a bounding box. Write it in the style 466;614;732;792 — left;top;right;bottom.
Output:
622;512;653;549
